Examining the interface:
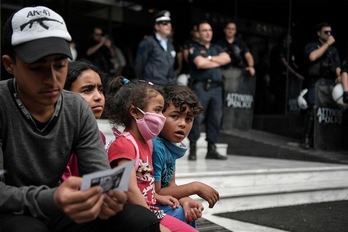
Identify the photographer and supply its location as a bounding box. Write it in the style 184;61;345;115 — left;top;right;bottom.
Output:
84;27;115;78
302;22;341;149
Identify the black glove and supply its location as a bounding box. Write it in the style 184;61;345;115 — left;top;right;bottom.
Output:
343;91;348;104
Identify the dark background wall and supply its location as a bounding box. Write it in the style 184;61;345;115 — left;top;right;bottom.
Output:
2;0;348;69
1;0;347;149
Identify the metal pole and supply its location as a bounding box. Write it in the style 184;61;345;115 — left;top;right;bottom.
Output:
285;0;293;114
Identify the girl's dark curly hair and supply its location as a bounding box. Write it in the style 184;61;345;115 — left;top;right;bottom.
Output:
162;84;204;117
104;77;164;127
64;59;106;90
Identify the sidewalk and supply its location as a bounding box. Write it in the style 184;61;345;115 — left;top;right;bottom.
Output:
176;128;348;232
96;120;348;232
186;155;348;232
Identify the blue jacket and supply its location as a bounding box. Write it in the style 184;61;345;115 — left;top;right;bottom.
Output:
135;33;176;86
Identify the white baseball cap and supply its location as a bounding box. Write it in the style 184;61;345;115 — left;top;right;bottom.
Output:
4;6;72;63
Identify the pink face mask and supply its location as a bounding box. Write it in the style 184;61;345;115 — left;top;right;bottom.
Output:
135;107;166;141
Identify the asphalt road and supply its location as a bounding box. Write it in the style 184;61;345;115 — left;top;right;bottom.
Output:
215;200;348;232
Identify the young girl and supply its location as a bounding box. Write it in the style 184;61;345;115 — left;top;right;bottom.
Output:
62;61;161;231
105;77;198;232
62;59;106;180
152;84;220;227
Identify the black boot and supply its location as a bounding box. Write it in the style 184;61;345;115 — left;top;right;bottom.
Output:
188;142;197;161
206;143;227;160
302;108;314;149
302;136;311;150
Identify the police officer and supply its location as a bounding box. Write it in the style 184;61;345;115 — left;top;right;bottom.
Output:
187;20;231;160
302;22;341;149
340;57;348;103
134;10;176;86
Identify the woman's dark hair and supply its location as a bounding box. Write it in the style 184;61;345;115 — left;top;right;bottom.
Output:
64;59;106;90
104;77;163;127
162;84;204;117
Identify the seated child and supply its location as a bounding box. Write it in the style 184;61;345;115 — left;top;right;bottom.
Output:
62;59;106;180
105;77;198;232
152;84;220;227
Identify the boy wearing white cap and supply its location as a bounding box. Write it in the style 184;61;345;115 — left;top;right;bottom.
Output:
0;6;159;232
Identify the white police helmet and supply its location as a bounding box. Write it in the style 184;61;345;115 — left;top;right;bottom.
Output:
177;73;189;86
332;83;348;109
297;88;308;110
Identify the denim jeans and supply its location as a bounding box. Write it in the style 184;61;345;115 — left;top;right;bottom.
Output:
188;82;223;143
158;204;196;228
